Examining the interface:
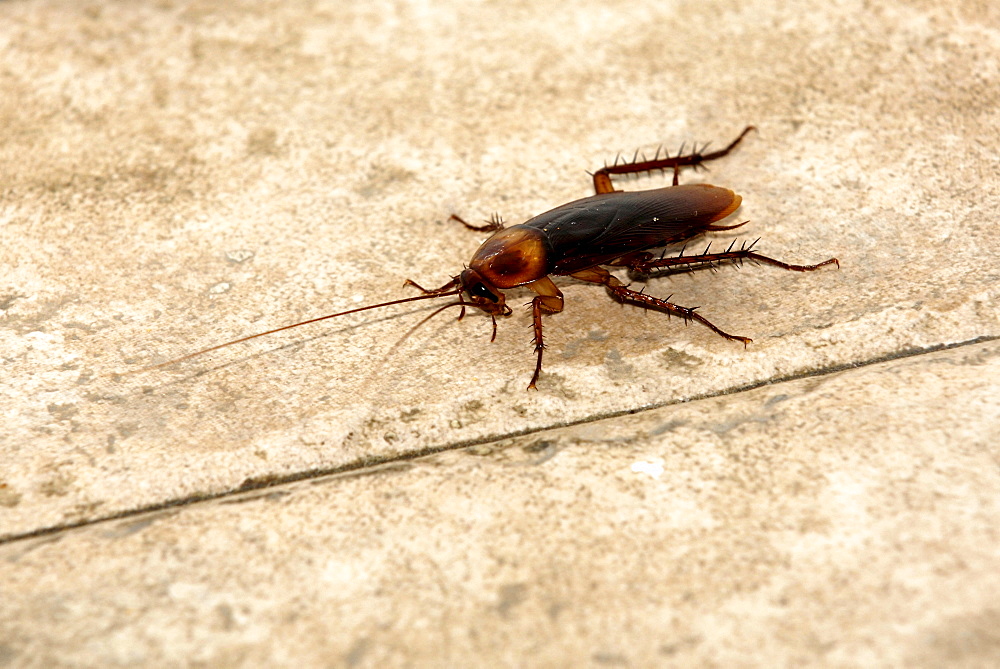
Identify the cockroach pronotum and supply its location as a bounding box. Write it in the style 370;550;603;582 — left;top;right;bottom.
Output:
142;127;837;389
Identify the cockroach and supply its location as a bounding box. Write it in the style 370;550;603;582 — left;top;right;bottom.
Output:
143;127;837;389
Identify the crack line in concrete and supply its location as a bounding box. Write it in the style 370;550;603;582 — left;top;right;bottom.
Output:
2;334;997;546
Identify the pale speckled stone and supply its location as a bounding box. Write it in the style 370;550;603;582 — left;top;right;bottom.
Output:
2;342;999;666
1;0;999;665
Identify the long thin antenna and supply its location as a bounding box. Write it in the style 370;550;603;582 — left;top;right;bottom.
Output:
379;299;467;364
127;288;463;374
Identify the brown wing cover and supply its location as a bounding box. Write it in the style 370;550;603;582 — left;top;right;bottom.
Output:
522;184;741;275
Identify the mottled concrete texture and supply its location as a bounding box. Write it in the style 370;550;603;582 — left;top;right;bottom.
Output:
2;0;999;666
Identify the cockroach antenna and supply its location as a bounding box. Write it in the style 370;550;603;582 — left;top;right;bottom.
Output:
126;288;463;375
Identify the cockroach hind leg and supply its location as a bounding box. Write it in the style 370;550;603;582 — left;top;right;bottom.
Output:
623;288;751;347
570;267;752;348
623;247;839;276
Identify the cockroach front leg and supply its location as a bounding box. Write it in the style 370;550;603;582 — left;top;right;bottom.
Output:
525;276;564;390
450;213;505;232
569;267;752;347
591;126;756;194
403;277;459;295
403;277;466;317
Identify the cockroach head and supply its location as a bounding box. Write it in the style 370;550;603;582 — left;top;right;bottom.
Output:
458;268;510;316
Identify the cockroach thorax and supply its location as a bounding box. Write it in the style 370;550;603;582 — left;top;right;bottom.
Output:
467;226;550;289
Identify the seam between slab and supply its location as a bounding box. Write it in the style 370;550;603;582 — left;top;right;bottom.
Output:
2;334;997;546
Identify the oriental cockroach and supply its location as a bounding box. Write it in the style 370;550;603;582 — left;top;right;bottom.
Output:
142;127;837;389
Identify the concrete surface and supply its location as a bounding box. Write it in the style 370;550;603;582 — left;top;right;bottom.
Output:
1;0;998;666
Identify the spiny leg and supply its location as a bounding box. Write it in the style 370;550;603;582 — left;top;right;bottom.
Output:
620;241;840;276
449;212;505;232
591;125;756;195
528;297;545;390
525;277;564;390
569;267;752;346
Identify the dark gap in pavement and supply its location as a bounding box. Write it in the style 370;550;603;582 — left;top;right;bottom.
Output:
3;334;996;546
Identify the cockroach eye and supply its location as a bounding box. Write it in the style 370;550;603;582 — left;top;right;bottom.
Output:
469;284;499;302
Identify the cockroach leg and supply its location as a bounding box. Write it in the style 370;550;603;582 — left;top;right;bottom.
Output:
524;277;564;389
403;277;459;294
528;298;546;390
624;246;839;275
403;278;432;293
591;125;757;195
569;266;752;347
453;289;468;321
450;213;505;232
488;212;505;230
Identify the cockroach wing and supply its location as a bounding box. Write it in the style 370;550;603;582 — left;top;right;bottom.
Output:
524;184;741;275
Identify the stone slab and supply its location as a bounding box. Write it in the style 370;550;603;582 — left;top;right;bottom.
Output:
2;0;1000;665
3;0;998;540
2;341;998;666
